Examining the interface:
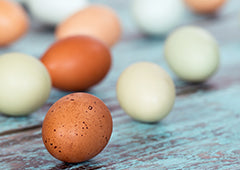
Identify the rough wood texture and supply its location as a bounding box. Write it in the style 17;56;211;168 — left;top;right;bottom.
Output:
1;0;240;169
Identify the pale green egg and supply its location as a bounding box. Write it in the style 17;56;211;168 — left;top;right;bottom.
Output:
0;53;51;116
164;26;220;82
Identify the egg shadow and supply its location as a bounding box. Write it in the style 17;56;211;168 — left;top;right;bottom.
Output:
142;33;167;41
50;159;99;170
0;112;32;118
176;79;215;96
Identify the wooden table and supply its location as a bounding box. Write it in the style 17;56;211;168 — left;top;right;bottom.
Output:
1;0;240;169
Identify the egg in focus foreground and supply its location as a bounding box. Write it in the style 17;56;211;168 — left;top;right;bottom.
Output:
42;93;113;163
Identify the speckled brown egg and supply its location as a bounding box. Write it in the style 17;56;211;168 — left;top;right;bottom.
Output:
42;93;113;163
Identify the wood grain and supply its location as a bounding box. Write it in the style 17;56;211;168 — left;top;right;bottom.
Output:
1;0;240;169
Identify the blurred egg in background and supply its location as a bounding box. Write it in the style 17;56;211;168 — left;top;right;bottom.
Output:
184;0;226;14
26;0;89;26
0;0;28;46
164;26;220;82
130;0;186;36
56;5;122;47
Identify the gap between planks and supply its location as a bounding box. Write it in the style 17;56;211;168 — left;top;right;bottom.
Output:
0;124;42;137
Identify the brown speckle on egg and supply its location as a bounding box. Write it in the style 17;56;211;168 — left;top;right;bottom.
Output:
42;92;113;163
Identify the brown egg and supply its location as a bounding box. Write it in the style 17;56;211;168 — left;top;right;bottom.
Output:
41;35;111;91
184;0;226;14
55;5;121;47
0;0;28;46
42;92;113;163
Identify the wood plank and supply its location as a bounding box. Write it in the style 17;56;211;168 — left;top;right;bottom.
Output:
1;84;240;169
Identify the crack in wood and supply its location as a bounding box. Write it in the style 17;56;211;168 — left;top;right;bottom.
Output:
0;124;42;137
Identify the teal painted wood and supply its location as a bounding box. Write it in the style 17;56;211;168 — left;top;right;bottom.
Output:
0;0;240;169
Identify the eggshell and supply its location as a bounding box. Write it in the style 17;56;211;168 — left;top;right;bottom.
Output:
0;0;29;46
56;5;121;47
131;0;186;36
42;92;113;163
41;36;111;91
27;0;89;25
184;0;226;14
117;62;175;123
0;53;51;116
164;26;220;82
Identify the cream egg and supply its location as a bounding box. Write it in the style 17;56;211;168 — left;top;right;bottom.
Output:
131;0;186;36
164;26;220;82
27;0;89;25
117;62;175;123
0;53;51;116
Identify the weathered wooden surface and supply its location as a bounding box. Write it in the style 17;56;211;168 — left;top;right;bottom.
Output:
1;0;240;169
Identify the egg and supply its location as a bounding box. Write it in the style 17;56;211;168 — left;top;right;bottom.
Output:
42;92;113;163
117;62;175;123
164;26;220;82
131;0;186;36
41;36;111;91
0;0;29;46
184;0;226;14
26;0;89;25
56;5;121;47
0;53;51;116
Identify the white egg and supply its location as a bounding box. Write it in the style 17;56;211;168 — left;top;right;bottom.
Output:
27;0;89;25
117;62;175;123
164;26;220;82
131;0;186;36
0;53;51;116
